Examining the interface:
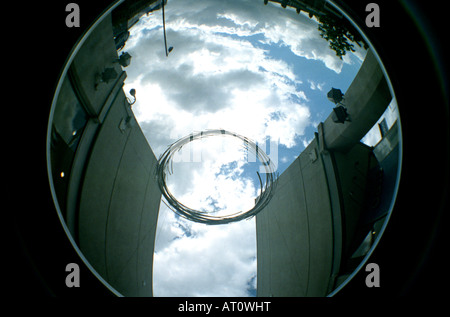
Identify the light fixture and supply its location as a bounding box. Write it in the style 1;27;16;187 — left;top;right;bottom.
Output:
327;87;344;105
331;105;350;124
128;88;136;106
115;52;132;67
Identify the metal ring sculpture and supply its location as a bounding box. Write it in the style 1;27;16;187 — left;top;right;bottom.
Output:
155;129;278;225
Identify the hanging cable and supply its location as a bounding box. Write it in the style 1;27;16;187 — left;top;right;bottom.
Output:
154;129;278;225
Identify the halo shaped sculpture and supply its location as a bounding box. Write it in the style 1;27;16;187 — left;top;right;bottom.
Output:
155;129;278;225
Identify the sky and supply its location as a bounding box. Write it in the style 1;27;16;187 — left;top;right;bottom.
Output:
119;0;380;297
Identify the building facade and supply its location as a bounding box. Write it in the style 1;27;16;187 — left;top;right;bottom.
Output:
49;12;161;297
256;49;399;296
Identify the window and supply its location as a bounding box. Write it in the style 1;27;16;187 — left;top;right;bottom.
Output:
50;76;88;216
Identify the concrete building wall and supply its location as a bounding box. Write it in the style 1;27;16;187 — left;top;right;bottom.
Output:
332;143;377;261
256;49;394;297
69;14;124;120
256;137;334;296
256;133;380;297
78;90;161;297
50;12;161;297
323;50;392;152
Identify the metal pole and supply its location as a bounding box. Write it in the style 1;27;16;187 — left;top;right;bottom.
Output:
162;0;168;57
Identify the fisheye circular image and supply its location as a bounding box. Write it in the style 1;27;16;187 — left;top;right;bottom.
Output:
47;0;402;297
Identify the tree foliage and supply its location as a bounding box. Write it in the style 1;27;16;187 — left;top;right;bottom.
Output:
317;14;368;59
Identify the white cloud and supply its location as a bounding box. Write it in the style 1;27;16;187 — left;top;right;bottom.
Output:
308;79;325;91
151;135;260;297
302;136;314;148
153;217;257;297
167;137;258;213
123;0;365;154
